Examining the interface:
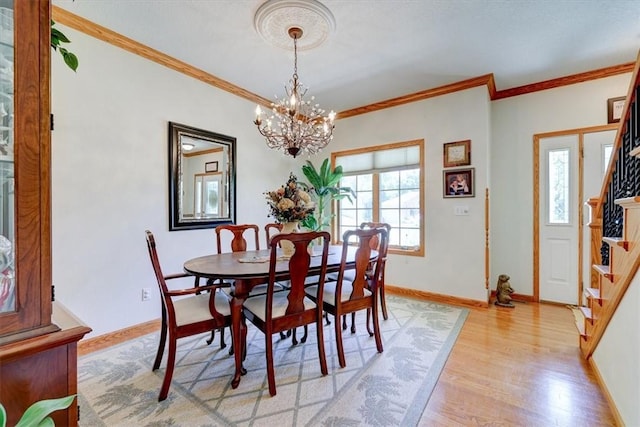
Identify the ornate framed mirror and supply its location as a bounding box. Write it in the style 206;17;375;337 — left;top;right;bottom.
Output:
168;122;236;231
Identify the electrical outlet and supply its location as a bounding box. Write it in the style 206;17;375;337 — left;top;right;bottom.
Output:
141;287;151;301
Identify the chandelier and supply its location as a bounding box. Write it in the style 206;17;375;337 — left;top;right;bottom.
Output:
254;27;336;158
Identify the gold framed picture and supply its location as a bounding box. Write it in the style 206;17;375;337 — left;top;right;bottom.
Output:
607;96;625;124
443;140;471;168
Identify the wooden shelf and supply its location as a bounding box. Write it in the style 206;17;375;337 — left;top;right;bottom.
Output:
579;306;594;324
592;264;614;281
602;236;629;251
584;287;602;305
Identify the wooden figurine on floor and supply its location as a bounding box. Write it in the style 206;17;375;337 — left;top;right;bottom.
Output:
495;274;515;308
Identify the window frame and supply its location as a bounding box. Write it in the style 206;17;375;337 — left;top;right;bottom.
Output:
331;139;425;257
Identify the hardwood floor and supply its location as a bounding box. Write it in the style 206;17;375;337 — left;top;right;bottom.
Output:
419;301;616;426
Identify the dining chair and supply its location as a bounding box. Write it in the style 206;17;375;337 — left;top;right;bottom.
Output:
305;227;387;368
359;222;392;321
216;224;261;253
264;221;316;343
145;230;232;401
264;222;282;248
242;230;331;396
215;223;292;350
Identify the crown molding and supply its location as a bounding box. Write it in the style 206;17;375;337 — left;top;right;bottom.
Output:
52;6;635;120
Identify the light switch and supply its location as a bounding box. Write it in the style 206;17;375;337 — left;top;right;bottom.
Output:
454;206;469;215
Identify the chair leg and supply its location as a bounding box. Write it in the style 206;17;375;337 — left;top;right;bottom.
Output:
153;316;167;371
335;313;346;368
206;330;216;345
342;314;347;330
300;325;308;343
372;301;383;354
350;312;356;334
266;332;277;396
158;336;177;401
316;318;327;376
380;284;388;320
324;311;331;325
365;308;374;336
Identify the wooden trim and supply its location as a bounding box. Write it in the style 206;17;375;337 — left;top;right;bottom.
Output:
386;284;489;308
183;147;223;158
485;188;490;291
533;134;540;302
493;63;635;100
338;74;494;119
51;6;271;107
52;6;634;120
588;357;625;427
78;319;160;356
578;133;584;304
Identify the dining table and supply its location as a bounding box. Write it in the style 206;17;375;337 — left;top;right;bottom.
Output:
183;245;369;389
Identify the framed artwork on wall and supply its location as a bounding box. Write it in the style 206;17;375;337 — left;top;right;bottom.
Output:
607;96;625;124
443;140;471;167
443;168;475;198
205;161;219;173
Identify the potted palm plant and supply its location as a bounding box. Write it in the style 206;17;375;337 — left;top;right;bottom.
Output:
0;395;75;427
300;158;355;233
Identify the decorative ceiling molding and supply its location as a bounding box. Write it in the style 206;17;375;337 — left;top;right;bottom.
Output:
52;6;635;121
253;0;336;51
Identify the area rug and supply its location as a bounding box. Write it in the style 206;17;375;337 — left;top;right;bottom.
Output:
77;296;468;426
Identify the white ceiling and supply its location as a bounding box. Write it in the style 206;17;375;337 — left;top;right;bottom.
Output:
53;0;640;113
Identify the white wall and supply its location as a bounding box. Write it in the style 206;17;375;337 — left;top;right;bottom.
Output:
490;74;631;296
593;273;640;426
51;26;302;337
51;21;633;336
334;87;492;303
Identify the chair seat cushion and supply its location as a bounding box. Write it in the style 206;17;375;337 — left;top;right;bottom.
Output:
243;291;316;321
305;280;372;306
174;291;230;327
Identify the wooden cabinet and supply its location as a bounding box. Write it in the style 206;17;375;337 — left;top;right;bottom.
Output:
0;1;91;425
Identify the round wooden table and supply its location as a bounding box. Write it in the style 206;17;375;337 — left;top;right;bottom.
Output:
184;245;365;388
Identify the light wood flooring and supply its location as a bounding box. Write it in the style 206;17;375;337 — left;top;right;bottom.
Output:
419;301;616;426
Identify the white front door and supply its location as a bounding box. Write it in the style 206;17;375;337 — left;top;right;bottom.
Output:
539;135;579;304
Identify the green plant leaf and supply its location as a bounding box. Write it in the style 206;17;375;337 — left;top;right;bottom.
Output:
16;395;76;427
1;402;7;427
60;49;79;72
50;27;70;44
51;20;79;72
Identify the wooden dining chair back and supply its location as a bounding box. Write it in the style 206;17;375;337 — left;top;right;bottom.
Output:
145;230;232;401
215;224;260;253
264;222;283;248
360;222;392;320
306;227;387;368
242;230;331;396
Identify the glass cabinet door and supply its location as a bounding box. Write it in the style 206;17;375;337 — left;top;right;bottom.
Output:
0;1;15;314
0;0;55;343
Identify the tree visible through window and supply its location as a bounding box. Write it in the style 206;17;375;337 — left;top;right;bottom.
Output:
333;140;424;256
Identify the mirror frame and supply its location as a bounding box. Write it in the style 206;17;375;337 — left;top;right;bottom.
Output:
168;122;236;231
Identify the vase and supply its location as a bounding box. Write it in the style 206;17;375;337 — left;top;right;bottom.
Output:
280;221;300;257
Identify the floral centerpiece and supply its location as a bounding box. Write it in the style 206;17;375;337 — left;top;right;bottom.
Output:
265;173;315;224
265;173;315;256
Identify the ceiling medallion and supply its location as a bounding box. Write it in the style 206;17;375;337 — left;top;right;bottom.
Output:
253;0;336;51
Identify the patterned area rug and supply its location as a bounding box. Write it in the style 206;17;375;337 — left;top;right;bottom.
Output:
77;296;468;426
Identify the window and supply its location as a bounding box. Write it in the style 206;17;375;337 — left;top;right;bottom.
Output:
547;148;570;224
332;139;424;256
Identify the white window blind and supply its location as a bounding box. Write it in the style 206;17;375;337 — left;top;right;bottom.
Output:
337;145;420;173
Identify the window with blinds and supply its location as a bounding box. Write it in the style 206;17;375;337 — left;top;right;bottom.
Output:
332;139;424;256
